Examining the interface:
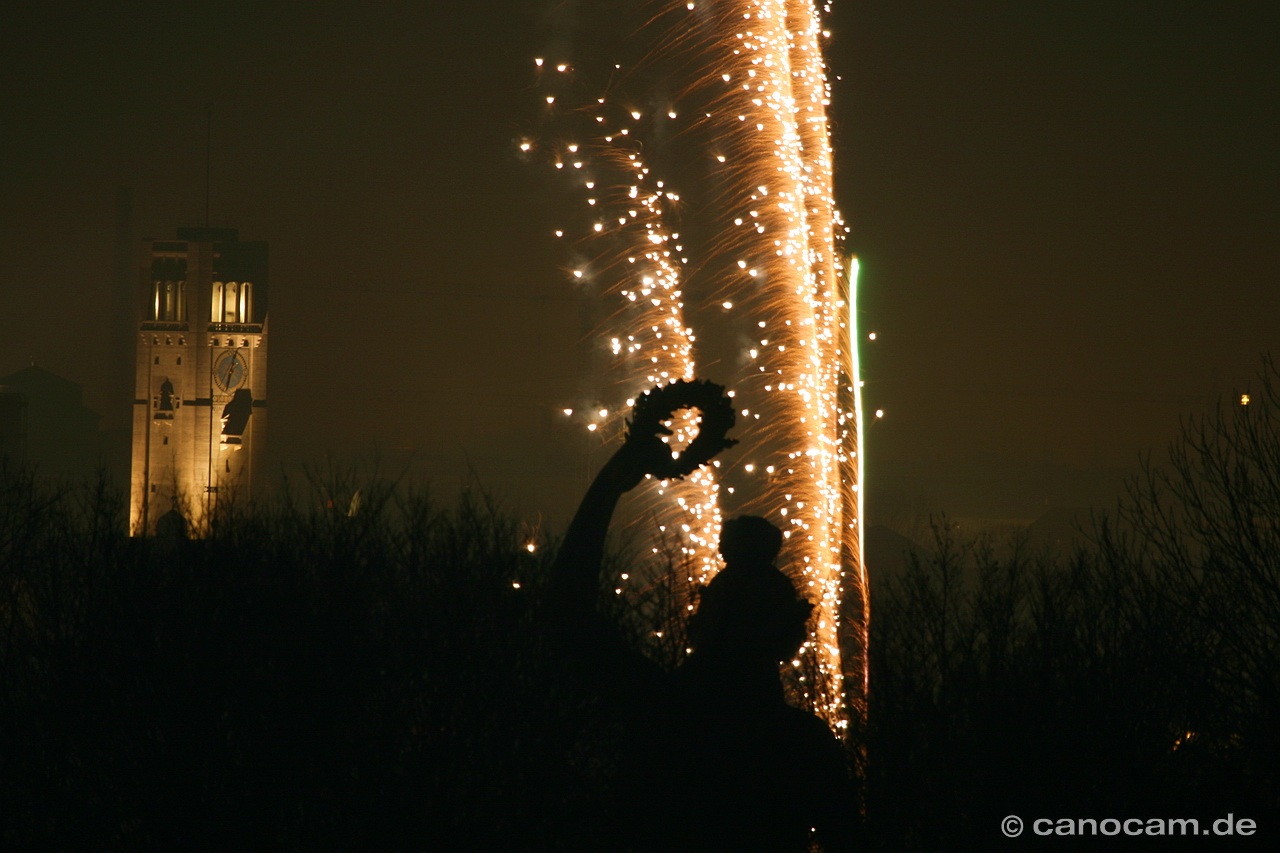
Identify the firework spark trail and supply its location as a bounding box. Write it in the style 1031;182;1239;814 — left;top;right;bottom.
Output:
694;0;856;728
532;0;866;731
613;162;724;582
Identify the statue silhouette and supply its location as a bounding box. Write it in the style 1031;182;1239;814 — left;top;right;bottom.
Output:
157;378;177;414
550;424;856;852
154;496;188;544
220;388;253;443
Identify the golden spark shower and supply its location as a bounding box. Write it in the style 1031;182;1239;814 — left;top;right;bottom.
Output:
526;0;868;730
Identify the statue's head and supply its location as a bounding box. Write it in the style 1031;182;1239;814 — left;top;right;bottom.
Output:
717;514;783;566
691;516;811;663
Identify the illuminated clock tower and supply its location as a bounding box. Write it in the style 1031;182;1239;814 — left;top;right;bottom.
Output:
129;227;268;536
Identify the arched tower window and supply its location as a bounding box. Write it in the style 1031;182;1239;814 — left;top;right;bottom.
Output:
151;280;186;322
210;281;256;324
213;281;253;323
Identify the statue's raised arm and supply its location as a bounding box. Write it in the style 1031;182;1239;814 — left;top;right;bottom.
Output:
549;380;738;623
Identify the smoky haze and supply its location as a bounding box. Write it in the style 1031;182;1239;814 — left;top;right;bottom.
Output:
1;1;1276;531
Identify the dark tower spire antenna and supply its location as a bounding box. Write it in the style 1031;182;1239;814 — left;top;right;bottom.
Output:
204;105;212;228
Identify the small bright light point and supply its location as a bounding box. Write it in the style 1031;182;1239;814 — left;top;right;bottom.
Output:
598;408;608;417
868;332;877;340
587;423;598;432
593;223;603;231
573;270;583;278
525;543;536;553
563;408;573;416
716;155;726;163
668;111;677;118
546;96;555;104
1242;394;1251;405
519;142;531;151
744;464;755;472
875;409;884;418
554;230;563;237
631;111;641;120
556;64;567;72
534;58;543;67
722;301;733;309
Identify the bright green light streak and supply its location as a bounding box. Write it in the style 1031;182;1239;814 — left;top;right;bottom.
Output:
848;256;864;560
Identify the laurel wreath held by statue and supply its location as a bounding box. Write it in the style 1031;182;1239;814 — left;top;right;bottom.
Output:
626;379;738;480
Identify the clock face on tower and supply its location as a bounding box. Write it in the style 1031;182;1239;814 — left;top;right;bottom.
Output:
213;349;247;392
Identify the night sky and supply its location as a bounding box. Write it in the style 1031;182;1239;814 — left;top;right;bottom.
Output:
2;1;1276;531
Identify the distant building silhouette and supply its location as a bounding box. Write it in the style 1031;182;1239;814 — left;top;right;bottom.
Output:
0;365;103;477
130;227;269;535
0;384;26;463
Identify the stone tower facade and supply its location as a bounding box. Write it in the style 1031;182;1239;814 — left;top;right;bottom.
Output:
130;227;268;536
